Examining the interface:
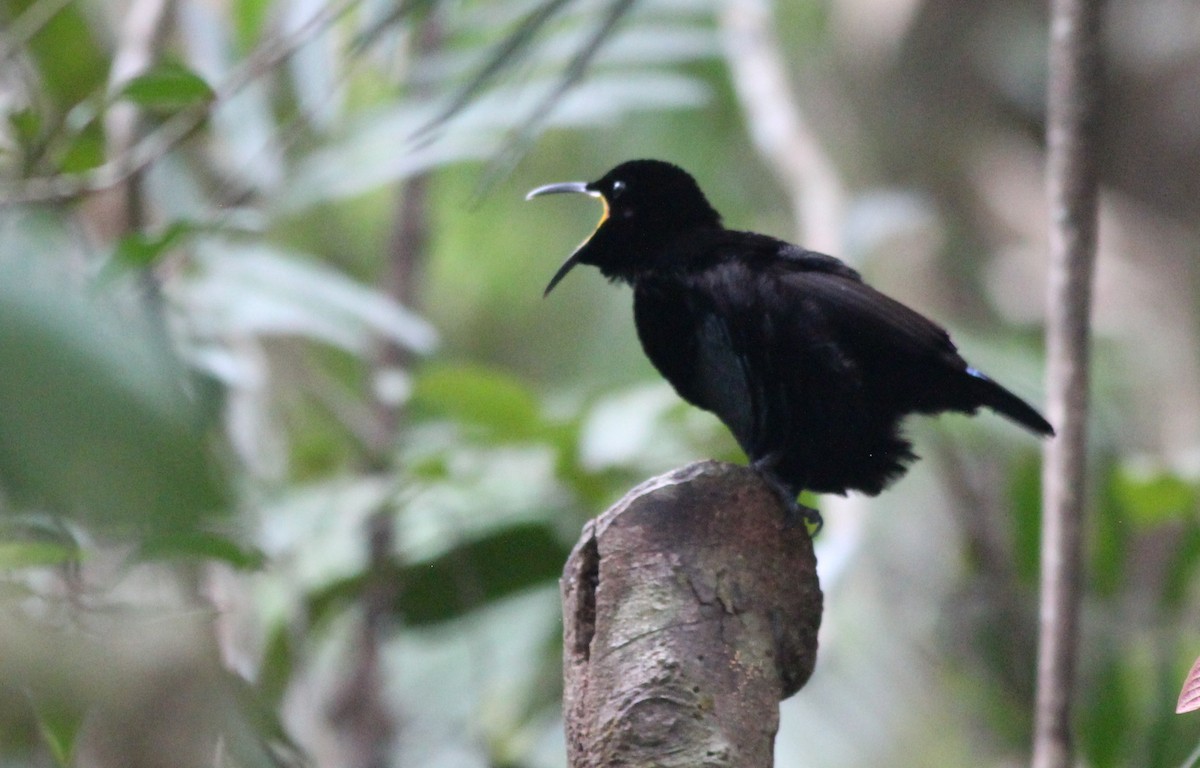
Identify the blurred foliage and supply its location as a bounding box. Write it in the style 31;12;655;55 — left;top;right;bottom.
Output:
1;0;1199;767
0;263;229;534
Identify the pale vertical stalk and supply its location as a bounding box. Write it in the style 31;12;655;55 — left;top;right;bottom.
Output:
719;0;866;573
327;16;441;768
719;0;844;255
82;0;172;249
1032;0;1103;766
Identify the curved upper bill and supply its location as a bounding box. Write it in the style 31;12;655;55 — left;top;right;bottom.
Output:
523;181;592;201
525;181;592;200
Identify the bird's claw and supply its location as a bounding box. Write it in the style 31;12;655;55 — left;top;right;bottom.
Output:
784;500;823;534
752;459;822;536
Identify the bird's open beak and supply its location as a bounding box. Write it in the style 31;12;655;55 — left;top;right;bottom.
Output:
541;252;580;296
525;181;591;200
526;181;607;296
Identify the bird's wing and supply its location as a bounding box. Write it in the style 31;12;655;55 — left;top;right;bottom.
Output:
749;242;952;360
633;275;763;457
772;255;1054;435
774;258;962;365
691;312;759;449
775;245;863;281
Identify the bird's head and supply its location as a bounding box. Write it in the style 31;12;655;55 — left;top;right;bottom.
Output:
527;159;722;295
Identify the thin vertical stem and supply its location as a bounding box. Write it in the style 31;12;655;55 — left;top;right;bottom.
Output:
327;15;442;768
718;0;844;255
1033;0;1103;766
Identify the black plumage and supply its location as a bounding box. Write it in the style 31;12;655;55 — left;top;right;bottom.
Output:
528;159;1052;524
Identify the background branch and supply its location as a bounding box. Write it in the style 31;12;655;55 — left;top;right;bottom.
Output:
0;0;75;64
719;0;844;254
1033;0;1103;766
0;0;358;206
86;0;174;241
326;18;442;768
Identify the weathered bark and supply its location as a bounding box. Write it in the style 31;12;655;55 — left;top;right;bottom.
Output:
561;461;822;768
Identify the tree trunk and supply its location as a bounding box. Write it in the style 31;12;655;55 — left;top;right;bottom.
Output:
561;461;822;768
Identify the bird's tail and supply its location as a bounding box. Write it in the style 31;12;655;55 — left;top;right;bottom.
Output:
966;368;1055;437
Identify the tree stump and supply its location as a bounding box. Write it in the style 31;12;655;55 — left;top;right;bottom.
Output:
561;460;822;768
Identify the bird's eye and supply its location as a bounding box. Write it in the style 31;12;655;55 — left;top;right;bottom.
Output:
611;180;626;197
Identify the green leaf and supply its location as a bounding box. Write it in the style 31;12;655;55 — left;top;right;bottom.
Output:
1008;449;1043;585
57;122;104;173
233;0;275;52
353;0;435;53
119;62;215;112
308;521;569;628
415;0;574;138
8;108;43;150
0;265;230;534
137;531;266;570
483;0;639;172
224;672;307;767
8;0;107;107
1092;458;1128;597
257;624;297;708
0;515;80;569
409;362;545;442
1161;521;1200;612
396;521;569;625
0;541;77;570
32;696;85;767
1078;656;1131;768
111;221;201;270
1112;466;1198;528
187;244;438;354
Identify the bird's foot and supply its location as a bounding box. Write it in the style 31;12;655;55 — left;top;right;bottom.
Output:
751;458;823;536
784;499;824;534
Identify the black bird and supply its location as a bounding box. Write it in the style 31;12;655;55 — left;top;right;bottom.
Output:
528;159;1053;528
